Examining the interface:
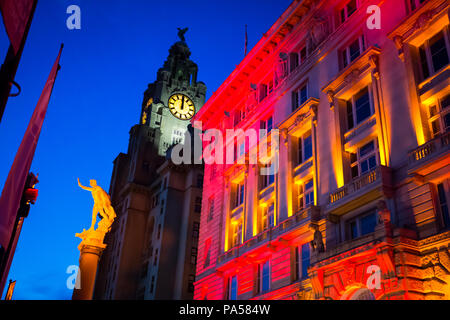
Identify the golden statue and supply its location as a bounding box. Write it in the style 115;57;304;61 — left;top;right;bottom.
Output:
76;178;116;248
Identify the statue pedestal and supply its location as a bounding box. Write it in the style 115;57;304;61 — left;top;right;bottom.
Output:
72;229;107;300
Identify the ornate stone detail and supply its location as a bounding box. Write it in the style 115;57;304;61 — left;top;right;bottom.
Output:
306;13;330;54
295;113;306;127
280;128;289;146
327;90;335;110
369;54;380;80
393;35;404;62
344;68;361;85
310;104;318;126
309;222;325;253
377;200;391;224
414;10;434;31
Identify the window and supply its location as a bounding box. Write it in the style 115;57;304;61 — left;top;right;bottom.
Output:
210;165;216;181
437;181;450;229
346;86;373;130
341;35;365;69
150;276;155;293
296;131;313;165
227;275;238;300
231;219;243;248
154;249;158;266
299;46;307;65
301;243;311;279
204;239;212;268
296;179;314;212
207;197;214;221
188;275;195;293
194;197;202;214
260;116;273;136
233;182;245;208
196;174;204;188
238;141;245;158
418;29;450;80
192;222;200;241
160;202;164;215
261;203;275;232
157;224;161;240
289;52;299;72
292;83;308;111
347;210;377;240
428;93;450;137
259;83;268;102
262;261;271;292
260;164;275;189
339;0;357;24
408;0;427;12
350;140;379;179
190;247;198;265
256;261;271;294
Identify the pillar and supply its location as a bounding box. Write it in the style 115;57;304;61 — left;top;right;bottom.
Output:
72;229;107;300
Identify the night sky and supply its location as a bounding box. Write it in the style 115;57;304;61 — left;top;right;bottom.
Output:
0;0;292;300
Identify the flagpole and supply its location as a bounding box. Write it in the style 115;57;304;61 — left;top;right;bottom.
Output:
244;24;248;57
0;44;63;295
0;0;38;123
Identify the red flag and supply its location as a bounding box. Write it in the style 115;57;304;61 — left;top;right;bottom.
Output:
0;0;36;54
0;44;63;250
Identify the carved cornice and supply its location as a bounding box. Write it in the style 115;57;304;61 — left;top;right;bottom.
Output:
387;0;449;45
322;47;381;96
277;97;319;132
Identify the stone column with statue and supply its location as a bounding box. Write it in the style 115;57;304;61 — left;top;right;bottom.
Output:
72;178;116;300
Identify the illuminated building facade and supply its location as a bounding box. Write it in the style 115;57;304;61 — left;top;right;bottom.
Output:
94;38;206;299
193;0;450;300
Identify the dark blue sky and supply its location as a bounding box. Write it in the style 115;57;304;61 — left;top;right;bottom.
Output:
0;0;292;299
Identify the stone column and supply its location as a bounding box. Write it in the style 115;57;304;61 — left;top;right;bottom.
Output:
72;230;107;300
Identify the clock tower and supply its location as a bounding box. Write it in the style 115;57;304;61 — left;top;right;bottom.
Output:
141;34;206;156
94;30;207;300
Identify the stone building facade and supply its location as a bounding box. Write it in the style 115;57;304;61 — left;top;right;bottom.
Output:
193;0;450;300
93;38;207;299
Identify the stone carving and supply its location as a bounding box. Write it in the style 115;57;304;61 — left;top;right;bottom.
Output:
377;200;391;224
306;14;330;54
369;55;380;80
310;223;325;253
177;27;189;42
344;69;361;85
327;90;335;110
274;53;288;86
76;178;116;247
393;36;404;62
280;128;289;146
295;114;305;127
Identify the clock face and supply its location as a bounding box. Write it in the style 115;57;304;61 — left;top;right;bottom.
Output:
168;94;195;120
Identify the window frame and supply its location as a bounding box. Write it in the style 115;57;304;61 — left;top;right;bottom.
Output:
341;35;366;69
260;202;275;232
227;275;238;300
350;139;379;179
296;179;314;212
436;180;450;229
346;210;378;240
231;219;243;248
427;92;450;138
256;260;271;294
295;131;313;166
418;27;450;81
345;86;374;131
339;0;358;25
292;82;309;112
